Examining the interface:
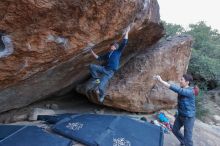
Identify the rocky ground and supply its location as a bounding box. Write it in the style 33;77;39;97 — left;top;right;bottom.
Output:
200;88;220;125
0;92;220;146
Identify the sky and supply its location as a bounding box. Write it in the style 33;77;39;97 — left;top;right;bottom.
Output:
157;0;220;31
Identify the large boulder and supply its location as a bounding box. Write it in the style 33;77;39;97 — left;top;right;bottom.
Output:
77;35;193;113
0;0;164;113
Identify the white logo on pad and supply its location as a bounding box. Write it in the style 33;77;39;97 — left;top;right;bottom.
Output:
66;122;83;131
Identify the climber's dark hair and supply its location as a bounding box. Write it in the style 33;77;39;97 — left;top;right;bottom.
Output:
183;74;193;85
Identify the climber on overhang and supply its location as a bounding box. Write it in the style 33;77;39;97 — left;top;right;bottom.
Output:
89;26;131;103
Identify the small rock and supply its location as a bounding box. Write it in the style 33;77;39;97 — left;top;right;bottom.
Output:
213;115;220;123
45;103;59;110
50;104;59;110
12;114;28;122
94;109;104;114
209;121;214;125
45;103;51;109
216;123;220;126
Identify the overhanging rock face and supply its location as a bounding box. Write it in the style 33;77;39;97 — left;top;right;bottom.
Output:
78;35;193;113
0;0;164;113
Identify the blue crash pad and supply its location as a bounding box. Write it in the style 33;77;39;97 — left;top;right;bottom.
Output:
0;125;72;146
53;114;164;146
0;125;23;140
54;114;116;146
97;116;164;146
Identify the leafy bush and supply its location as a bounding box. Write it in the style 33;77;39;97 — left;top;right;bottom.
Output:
188;49;220;89
162;21;220;89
